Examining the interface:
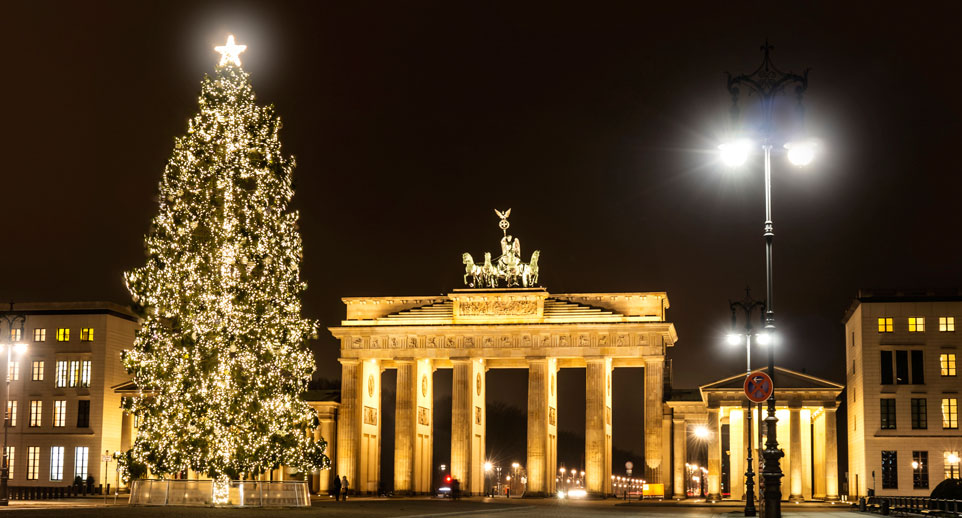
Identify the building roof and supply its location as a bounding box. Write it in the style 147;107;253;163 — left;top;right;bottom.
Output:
844;289;962;322
699;367;843;392
4;301;139;323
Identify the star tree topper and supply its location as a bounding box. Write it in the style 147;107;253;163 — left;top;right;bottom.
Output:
215;34;247;67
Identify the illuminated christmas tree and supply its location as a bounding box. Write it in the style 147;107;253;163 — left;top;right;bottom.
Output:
123;36;327;498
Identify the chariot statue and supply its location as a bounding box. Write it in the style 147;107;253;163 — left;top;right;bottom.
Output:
462;209;541;288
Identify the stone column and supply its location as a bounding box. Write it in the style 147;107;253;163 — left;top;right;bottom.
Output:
336;359;360;494
644;357;665;484
707;406;721;500
526;358;558;496
394;360;416;494
585;357;612;496
357;359;382;494
813;409;826;499
730;409;744;500
824;406;839;501
414;360;434;494
789;402;803;502
672;417;687;499
662;409;672;497
451;358;485;495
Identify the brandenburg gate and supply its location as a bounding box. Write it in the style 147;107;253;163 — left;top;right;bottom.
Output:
329;210;677;496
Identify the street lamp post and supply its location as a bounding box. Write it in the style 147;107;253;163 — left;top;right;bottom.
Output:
722;42;812;518
0;304;26;507
728;288;766;517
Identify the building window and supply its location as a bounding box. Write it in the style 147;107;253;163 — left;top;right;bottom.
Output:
7;362;19;382
74;447;88;480
909;317;926;332
896;350;910;384
878;317;894;333
33;328;45;342
53;401;66;428
28;400;41;427
912;451;929;489
31;360;43;382
882;451;898;489
54;361;67;388
79;328;94;342
81;360;90;387
55;328;69;342
912;398;928;429
943;398;959;429
26;447;39;480
5;447;14;480
49;446;63;481
881;351;894;384
9;328;21;342
76;400;90;428
7;401;17;427
881;399;897;429
946;452;961;479
941;317;956;332
911;350;925;384
942;354;958;377
68;361;79;387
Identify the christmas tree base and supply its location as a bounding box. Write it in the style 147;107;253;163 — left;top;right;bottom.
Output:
128;479;310;507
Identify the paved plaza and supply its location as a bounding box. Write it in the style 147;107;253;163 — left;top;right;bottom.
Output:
0;497;864;518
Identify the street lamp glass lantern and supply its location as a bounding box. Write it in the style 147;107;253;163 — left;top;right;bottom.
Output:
755;332;773;346
785;140;817;166
12;344;26;356
726;332;742;346
719;139;753;167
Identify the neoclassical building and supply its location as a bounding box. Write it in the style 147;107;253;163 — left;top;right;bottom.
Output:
667;367;843;502
329;288;677;496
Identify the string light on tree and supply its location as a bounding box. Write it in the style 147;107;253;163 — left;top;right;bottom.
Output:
123;33;328;503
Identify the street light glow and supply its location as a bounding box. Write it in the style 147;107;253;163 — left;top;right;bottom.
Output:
484;461;493;472
12;343;26;356
726;332;741;346
785;140;817;166
719;139;753;167
693;425;710;439
756;332;772;346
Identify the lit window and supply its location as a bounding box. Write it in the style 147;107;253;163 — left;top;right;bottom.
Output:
943;398;959;429
6;447;14;479
31;361;43;382
49;446;63;481
55;328;69;342
940;317;956;332
29;400;41;427
913;451;929;489
7;362;18;382
878;317;894;333
33;328;45;342
74;447;88;480
942;354;957;377
54;361;67;388
909;317;925;332
79;328;94;342
68;361;79;388
7;401;17;427
80;360;91;388
9;328;21;342
53;401;66;428
26;447;38;480
946;451;961;479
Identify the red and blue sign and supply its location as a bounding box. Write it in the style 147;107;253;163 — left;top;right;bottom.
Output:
744;371;774;403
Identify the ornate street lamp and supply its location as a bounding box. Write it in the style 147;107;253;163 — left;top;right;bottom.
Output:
720;41;814;518
0;304;26;506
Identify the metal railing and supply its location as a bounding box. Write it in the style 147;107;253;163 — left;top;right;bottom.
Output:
129;479;310;507
862;496;962;517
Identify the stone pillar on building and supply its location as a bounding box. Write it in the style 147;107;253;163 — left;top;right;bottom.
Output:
585;357;613;496
644;357;665;484
414;359;434;494
662;407;673;498
813;407;826;500
336;358;360;495
451;358;485;495
824;405;839;500
707;405;721;500
358;359;382;494
394;360;417;494
314;404;337;495
526;357;558;496
730;408;744;500
672;416;687;499
789;401;803;502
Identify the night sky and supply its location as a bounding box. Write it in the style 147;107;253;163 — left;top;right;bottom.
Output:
6;2;962;465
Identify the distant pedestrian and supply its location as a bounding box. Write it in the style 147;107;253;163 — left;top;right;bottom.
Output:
342;476;350;500
332;474;341;501
451;478;461;500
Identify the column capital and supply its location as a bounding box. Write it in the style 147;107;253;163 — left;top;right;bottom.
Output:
788;400;803;410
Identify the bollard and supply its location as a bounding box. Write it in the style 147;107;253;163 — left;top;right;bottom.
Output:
881;500;890;516
860;497;867;512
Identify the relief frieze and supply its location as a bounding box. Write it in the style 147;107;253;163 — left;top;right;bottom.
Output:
459;300;538;316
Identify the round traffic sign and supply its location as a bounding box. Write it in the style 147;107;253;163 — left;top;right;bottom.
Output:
744;371;774;403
